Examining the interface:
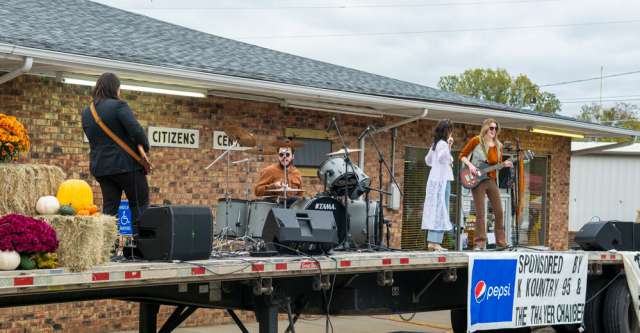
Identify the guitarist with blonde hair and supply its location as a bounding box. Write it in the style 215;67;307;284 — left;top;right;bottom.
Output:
459;118;512;250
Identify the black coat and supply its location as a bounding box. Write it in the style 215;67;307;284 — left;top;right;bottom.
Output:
81;98;149;177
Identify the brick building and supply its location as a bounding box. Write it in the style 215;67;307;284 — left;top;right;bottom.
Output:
0;0;637;332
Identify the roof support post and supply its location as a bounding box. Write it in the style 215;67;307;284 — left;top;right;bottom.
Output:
0;56;33;85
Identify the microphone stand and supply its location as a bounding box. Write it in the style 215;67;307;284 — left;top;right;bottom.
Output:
512;138;522;249
362;127;403;248
329;117;357;250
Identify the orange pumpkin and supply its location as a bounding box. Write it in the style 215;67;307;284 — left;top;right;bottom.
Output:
87;205;98;214
77;209;90;216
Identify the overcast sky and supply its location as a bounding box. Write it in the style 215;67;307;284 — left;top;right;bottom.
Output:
93;0;640;117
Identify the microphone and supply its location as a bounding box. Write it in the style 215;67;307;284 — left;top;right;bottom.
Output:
357;126;371;141
325;117;335;132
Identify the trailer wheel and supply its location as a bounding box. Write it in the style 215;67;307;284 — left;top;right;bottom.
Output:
582;277;607;333
603;278;640;333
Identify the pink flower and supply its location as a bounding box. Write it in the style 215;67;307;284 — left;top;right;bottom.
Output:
0;214;58;253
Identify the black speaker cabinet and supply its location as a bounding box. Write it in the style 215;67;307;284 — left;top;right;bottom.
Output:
137;205;213;260
575;220;640;251
262;208;338;254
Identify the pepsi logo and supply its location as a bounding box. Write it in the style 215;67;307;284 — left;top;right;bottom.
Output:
474;280;487;303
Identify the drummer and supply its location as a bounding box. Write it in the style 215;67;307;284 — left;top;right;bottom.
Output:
254;139;303;200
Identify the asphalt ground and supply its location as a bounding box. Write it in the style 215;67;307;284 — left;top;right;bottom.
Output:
115;311;557;333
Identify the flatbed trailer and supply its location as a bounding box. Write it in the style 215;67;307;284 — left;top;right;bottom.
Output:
0;250;629;333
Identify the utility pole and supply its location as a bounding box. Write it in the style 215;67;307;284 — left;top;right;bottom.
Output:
599;66;603;110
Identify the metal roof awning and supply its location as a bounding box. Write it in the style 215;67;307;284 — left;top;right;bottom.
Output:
1;44;638;139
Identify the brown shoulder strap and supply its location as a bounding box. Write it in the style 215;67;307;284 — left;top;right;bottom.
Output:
89;101;144;167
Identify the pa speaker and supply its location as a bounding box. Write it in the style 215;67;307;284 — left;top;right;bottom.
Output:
575;220;639;251
262;208;338;254
137;205;213;260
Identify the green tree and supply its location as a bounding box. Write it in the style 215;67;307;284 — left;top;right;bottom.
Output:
578;102;640;130
438;68;561;113
577;102;640;142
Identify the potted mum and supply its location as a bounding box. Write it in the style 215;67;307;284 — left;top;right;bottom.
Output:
0;214;59;270
0;113;30;162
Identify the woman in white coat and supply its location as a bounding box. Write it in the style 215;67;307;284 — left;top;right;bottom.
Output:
421;120;454;251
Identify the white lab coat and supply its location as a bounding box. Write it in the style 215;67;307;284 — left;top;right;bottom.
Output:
421;140;453;231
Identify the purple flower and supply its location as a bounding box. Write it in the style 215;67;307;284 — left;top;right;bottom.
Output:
0;214;59;253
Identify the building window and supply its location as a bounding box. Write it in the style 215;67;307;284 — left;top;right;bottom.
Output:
284;128;332;176
401;146;549;250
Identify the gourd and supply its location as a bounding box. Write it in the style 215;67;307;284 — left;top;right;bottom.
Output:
35;196;60;215
87;204;98;215
77;209;90;216
58;204;76;216
34;252;58;269
19;254;36;270
0;251;20;271
56;179;94;211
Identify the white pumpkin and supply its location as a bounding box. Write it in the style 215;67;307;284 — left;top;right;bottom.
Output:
36;195;61;215
0;251;20;271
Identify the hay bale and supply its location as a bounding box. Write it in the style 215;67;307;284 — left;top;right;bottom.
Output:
0;164;65;216
39;214;117;272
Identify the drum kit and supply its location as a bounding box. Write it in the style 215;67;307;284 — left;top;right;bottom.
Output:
210;120;392;250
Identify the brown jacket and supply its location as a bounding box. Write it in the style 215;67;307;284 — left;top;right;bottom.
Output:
254;163;303;197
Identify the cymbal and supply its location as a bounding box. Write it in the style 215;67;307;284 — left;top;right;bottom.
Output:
265;187;305;193
243;147;277;155
224;125;257;147
327;148;361;156
271;139;305;149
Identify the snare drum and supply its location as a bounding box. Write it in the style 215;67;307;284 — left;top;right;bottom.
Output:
214;199;249;237
318;156;371;199
247;201;278;238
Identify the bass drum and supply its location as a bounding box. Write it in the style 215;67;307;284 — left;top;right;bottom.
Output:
291;196;347;243
317;156;371;199
346;200;380;246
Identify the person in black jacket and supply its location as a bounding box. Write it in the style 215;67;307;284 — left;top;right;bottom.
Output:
81;72;151;223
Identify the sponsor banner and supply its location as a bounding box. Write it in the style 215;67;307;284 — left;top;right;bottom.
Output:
621;252;640;326
213;130;250;151
149;126;199;148
468;252;588;332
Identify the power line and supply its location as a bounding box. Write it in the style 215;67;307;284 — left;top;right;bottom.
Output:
561;98;640;104
540;69;640;87
562;94;640;102
230;19;640;39
124;0;562;11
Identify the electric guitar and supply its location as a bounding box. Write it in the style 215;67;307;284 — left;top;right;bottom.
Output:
460;150;534;189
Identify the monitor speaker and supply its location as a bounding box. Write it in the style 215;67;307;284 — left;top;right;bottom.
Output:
575;220;639;251
262;208;338;254
136;205;213;260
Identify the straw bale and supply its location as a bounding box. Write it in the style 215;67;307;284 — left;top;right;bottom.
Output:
39;214;117;272
0;164;65;216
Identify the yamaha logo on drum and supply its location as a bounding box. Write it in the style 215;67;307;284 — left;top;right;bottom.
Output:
314;203;336;210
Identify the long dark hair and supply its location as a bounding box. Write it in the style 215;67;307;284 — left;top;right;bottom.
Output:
431;119;453;151
92;72;120;102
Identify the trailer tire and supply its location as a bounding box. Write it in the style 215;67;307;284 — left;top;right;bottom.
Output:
451;308;467;333
603;278;640;333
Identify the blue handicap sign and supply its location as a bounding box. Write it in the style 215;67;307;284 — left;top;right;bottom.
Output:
118;200;133;235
